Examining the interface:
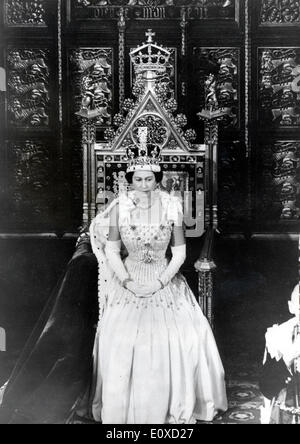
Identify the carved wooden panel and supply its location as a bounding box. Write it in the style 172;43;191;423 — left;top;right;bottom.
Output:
6;48;51;128
258;48;300;128
259;141;300;223
71;143;84;228
69;48;113;127
70;0;237;21
218;141;246;229
193;47;239;129
260;0;300;25
6;140;55;229
4;0;47;26
0;142;9;229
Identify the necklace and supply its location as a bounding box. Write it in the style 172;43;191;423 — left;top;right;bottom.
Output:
135;201;154;210
132;194;158;210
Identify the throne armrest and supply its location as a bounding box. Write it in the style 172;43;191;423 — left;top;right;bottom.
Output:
193;227;217;326
194;226;217;273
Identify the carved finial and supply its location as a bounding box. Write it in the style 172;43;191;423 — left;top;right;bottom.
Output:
146;29;155;44
130;31;170;76
118;7;126;29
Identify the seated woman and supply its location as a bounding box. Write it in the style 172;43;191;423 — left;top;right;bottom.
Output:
84;149;228;424
0;149;227;424
259;284;300;424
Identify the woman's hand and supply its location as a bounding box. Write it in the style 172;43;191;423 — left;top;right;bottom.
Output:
126;281;143;295
144;280;162;295
126;281;153;297
126;280;162;297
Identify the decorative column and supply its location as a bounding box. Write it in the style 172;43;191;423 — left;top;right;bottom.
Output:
196;73;226;327
245;0;252;231
195;228;216;327
76;109;100;228
180;7;188;98
118;7;126;110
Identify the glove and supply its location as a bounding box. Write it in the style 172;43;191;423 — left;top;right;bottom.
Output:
159;244;186;287
105;240;130;284
127;280;162;297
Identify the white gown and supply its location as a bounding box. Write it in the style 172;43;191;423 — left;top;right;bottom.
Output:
90;191;227;424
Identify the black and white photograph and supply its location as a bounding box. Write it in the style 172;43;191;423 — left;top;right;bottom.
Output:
0;0;300;427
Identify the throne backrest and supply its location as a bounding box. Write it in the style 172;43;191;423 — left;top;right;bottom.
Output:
91;143;207;239
81;31;214;238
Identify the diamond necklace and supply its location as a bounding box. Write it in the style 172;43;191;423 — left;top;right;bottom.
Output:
132;194;158;210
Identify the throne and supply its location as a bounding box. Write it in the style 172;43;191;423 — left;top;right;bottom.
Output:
76;30;225;327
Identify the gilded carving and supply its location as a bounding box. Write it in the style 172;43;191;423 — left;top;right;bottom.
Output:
260;0;300;24
260;141;300;221
259;48;300;127
72;0;236;20
5;0;46;25
131;48;176;99
132;115;169;147
193;48;239;128
69;48;113;127
7;49;50;128
118;8;126;108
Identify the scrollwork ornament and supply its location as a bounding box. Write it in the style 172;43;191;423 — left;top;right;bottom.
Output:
81;119;97;144
259;48;300;127
70;48;113;127
260;0;300;25
118;7;126;109
7;49;50;128
180;7;188;57
194;47;239;128
5;0;46;26
260;141;300;221
204;123;218;146
73;0;236;21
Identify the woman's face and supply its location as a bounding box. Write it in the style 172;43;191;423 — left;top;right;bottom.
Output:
132;170;157;193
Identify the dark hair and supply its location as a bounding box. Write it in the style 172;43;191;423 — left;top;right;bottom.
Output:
125;170;163;184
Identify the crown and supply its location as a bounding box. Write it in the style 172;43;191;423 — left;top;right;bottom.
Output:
126;144;161;173
126;127;161;173
130;29;171;76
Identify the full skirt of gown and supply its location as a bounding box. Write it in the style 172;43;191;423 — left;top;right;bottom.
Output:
91;257;228;424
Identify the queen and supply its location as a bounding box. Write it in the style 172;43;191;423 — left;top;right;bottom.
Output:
86;141;228;424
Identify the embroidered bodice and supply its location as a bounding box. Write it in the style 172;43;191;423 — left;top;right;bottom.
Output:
118;190;181;264
120;222;172;264
90;189;183;270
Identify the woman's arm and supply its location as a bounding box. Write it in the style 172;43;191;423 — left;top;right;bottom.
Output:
170;223;185;247
107;202;121;242
158;223;186;287
105;204;130;284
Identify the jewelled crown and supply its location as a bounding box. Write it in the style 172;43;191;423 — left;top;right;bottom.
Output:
126;127;161;173
130;29;171;76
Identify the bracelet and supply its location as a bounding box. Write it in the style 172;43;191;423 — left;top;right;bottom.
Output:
122;278;132;289
157;278;165;289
